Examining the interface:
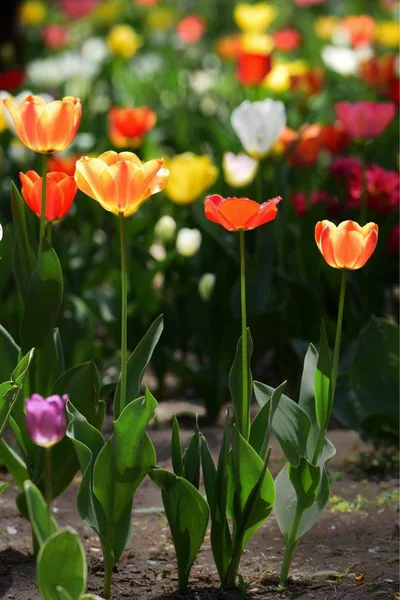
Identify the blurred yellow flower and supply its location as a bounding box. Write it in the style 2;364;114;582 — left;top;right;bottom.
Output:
95;0;124;23
19;0;47;26
263;60;309;93
107;25;143;59
164;153;219;205
375;21;400;47
234;3;276;33
314;16;340;40
241;33;274;54
0;108;8;133
146;7;176;30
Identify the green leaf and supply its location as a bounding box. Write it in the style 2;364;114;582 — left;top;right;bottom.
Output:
0;481;8;495
149;468;209;592
23;480;58;547
37;529;86;600
20;240;63;354
0;439;28;488
298;344;321;463
229;329;253;441
114;314;163;418
0;351;34;440
288;459;320;511
12;349;35;385
253;382;310;467
54;588;73;600
11;180;38;302
0;325;19;382
274;438;336;542
314;321;332;431
182;427;201;490
171;416;184;477
93;387;157;560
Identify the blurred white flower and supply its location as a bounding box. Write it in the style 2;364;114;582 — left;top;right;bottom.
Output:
189;69;216;95
176;228;202;257
198;273;216;301
27;58;64;87
131;53;164;79
321;45;374;76
223;152;258;188
231;100;286;159
9;139;33;165
81;37;109;64
152;272;165;292
155;215;176;243
0;223;3;242
331;27;351;47
73;132;96;152
149;243;167;262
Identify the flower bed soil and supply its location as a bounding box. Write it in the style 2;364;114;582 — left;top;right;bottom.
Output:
0;426;398;600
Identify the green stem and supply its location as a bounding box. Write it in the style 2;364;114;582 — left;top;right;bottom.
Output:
44;447;52;529
118;212;128;419
39;153;48;246
279;506;303;587
256;162;263;203
45;222;52;244
102;545;113;599
239;229;249;440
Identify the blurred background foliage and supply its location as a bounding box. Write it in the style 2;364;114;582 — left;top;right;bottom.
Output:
0;0;398;444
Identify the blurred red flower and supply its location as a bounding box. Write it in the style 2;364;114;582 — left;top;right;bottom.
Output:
335;101;396;138
294;0;325;5
292;190;338;216
272;29;301;51
236;52;272;85
366;165;400;214
59;0;98;19
43;25;69;49
109;106;157;147
48;154;80;177
0;69;24;91
341;15;375;48
290;67;324;96
176;15;205;44
279;122;348;167
215;34;242;60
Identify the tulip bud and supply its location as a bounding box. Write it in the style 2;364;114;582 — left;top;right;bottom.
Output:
25;394;68;448
176;228;202;257
149;242;167;262
198;273;216;301
154;215;177;242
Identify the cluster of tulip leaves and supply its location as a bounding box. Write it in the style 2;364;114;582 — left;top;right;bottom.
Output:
24;480;102;600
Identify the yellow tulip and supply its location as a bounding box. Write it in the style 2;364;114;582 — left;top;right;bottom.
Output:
164;153;219;205
375;21;400;48
240;33;274;54
19;0;47;26
107;25;143;59
263;60;309;93
314;16;340;40
234;3;276;33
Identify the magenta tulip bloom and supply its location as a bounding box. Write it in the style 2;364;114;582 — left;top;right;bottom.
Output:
25;394;68;448
335;101;395;139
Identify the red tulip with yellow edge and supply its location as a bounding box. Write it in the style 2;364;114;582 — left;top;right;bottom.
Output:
3;95;81;154
20;170;77;221
75;150;169;217
315;220;378;270
205;194;281;231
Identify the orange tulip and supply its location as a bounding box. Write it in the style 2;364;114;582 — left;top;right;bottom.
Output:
3;95;81;154
315;220;378;270
204;194;281;231
20;170;77;221
75;151;169;217
108;106;156;148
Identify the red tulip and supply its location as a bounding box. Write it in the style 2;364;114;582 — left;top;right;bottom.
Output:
20;170;77;221
335;101;396;138
204;194;281;231
236;51;272;86
176;15;205;44
272;29;301;52
47;154;79;177
108;106;156;148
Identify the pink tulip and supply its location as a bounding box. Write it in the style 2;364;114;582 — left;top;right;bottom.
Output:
294;0;325;6
58;0;98;20
335;101;396;138
25;394;68;448
43;25;69;49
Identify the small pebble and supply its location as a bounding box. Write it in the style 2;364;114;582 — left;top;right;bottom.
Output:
6;526;17;535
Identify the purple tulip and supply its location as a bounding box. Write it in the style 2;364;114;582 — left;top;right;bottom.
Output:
25;394;69;448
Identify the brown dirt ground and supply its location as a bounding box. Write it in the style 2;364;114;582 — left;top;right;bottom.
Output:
0;423;399;600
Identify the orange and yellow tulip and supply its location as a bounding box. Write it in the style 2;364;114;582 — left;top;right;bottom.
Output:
74;151;169;217
20;170;77;221
108;106;156;148
315;220;378;270
204;194;281;231
3;95;81;154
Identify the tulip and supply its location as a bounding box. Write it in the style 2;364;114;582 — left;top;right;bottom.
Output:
236;51;272;85
375;22;400;48
222;152;258;188
108;106;156;148
315;220;378;270
176;228;202;257
25;394;68;448
2;95;82;154
164;153;218;205
335;101;395;138
154;215;176;242
107;25;142;59
19;0;47;26
322;46;365;77
272;29;302;52
59;0;98;19
231;99;286;159
176;15;205;44
215;34;242;61
341;15;375;48
234;3;276;33
42;25;69;50
20;170;77;222
204;194;281;231
75;151;169;217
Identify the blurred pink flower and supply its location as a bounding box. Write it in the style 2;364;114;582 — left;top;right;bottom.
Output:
366;165;399;214
292;190;338;216
388;223;399;253
294;0;325;6
335;101;396;138
42;24;69;49
176;15;205;44
25;394;68;448
135;0;160;5
59;0;98;20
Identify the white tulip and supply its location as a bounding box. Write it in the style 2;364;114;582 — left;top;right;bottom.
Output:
231;99;286;159
176;228;202;257
321;45;373;76
154;215;177;242
198;273;216;301
223;152;258;188
149;243;167;262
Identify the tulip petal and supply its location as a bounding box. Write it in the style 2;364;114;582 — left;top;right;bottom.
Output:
332;229;364;268
18;99;45;150
246;196;281;228
75;157;110;201
98;160;137;213
37;101;75;153
218;198;260;230
57;176;77;217
315;219;334;250
352;227;378;269
319;224;337;267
